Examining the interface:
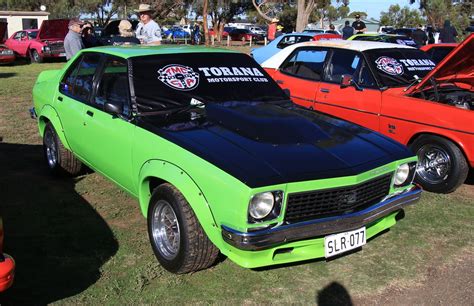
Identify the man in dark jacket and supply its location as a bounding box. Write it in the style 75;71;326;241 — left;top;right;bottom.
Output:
439;20;457;43
342;21;354;39
412;24;428;47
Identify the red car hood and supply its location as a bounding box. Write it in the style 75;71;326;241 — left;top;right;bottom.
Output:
408;34;474;94
0;21;7;43
37;19;69;40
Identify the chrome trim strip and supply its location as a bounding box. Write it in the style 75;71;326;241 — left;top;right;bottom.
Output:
221;187;421;251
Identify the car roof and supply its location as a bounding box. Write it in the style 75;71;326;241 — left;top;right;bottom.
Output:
261;39;415;69
81;45;238;59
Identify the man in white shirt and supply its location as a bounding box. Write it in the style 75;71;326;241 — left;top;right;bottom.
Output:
134;4;162;45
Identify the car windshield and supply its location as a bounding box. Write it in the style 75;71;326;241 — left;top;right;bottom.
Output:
28;31;38;39
132;52;288;111
364;48;436;87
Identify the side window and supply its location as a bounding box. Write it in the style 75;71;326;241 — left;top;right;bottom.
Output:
277;35;312;49
14;32;23;40
280;48;328;80
95;57;130;116
59;53;101;102
72;54;102;102
354;60;377;88
324;49;361;83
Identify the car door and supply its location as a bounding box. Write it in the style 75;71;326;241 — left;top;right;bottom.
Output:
314;48;381;131
272;47;328;109
56;53;102;156
7;31;27;56
81;55;136;193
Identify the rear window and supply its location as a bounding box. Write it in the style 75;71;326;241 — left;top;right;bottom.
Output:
365;48;435;87
132;52;287;111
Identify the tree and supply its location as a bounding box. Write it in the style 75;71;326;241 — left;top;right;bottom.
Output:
380;4;425;28
295;0;317;32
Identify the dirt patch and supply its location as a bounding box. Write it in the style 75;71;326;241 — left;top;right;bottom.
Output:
354;249;474;305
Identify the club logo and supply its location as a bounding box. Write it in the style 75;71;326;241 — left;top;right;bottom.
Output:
375;56;404;76
158;64;199;91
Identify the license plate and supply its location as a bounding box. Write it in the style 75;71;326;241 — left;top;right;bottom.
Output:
59;53;66;57
324;227;366;258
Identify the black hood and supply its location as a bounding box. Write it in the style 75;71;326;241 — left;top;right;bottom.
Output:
138;102;413;188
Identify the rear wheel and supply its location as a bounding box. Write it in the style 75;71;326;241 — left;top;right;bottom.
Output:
410;135;468;193
148;183;219;273
43;122;83;176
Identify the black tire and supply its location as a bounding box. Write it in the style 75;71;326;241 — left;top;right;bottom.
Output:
43;122;83;176
147;183;219;273
410;135;468;193
31;49;43;63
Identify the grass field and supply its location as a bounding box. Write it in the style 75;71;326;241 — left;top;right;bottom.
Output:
0;58;472;304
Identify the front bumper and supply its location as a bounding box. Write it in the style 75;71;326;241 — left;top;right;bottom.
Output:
222;187;421;251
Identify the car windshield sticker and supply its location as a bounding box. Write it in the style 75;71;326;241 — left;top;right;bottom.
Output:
197;67;269;83
375;56;404;76
398;58;436;72
351;55;360;69
158;64;199;91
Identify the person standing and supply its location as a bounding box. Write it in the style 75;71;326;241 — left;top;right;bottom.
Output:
192;23;201;45
267;18;278;41
439;20;457;43
427;26;435;44
342;20;354;39
351;14;367;34
110;20;141;45
134;4;162;45
412;24;428;47
327;24;338;35
81;22;102;48
64;18;85;60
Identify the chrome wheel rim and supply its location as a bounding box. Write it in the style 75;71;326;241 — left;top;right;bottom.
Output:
44;130;58;168
151;200;180;260
33;51;39;62
416;144;451;184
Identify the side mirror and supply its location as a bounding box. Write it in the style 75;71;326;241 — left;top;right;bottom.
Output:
104;102;123;116
340;74;353;88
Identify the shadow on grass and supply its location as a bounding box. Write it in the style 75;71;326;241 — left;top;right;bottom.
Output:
316;282;353;306
0;142;118;304
0;73;17;78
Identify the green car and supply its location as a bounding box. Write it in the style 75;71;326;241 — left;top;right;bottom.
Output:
348;33;418;47
32;46;421;273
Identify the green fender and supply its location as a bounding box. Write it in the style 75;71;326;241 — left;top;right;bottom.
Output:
137;160;223;248
37;104;71;150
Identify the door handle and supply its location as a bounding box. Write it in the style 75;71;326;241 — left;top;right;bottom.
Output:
86;110;94;117
276;80;284;84
320;88;330;93
57;96;63;101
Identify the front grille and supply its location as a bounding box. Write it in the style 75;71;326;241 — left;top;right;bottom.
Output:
49;43;64;53
284;174;392;224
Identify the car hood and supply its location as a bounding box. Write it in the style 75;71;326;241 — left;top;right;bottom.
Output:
139;102;412;188
408;34;474;94
0;21;7;43
37;19;69;40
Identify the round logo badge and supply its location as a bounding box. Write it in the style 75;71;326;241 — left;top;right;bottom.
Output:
375;56;404;76
158;64;199;91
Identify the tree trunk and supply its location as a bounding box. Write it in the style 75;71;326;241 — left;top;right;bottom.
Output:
296;0;316;32
203;0;209;46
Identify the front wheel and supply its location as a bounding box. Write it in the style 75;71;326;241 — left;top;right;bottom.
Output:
148;183;219;273
410;135;468;193
31;49;43;63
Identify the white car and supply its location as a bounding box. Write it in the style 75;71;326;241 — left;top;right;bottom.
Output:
249;26;266;37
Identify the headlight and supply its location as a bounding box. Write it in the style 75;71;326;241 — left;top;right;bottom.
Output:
249;192;274;219
394;163;416;187
42;46;50;52
0;49;13;55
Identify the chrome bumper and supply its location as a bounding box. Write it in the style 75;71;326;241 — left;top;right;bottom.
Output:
222;187;422;251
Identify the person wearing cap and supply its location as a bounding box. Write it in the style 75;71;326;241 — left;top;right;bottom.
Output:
275;24;284;38
135;4;162;45
267;18;279;41
110;20;141;45
64;18;85;60
351;14;367;34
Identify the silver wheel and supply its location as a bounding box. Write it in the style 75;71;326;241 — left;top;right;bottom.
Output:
416;144;451;185
151;200;180;260
44;129;58;168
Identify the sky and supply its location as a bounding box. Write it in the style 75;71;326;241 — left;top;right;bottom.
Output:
342;0;419;20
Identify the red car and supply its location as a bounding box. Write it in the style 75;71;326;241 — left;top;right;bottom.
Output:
262;35;473;193
0;217;15;292
420;43;457;64
228;28;263;41
5;19;69;63
0;22;15;64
